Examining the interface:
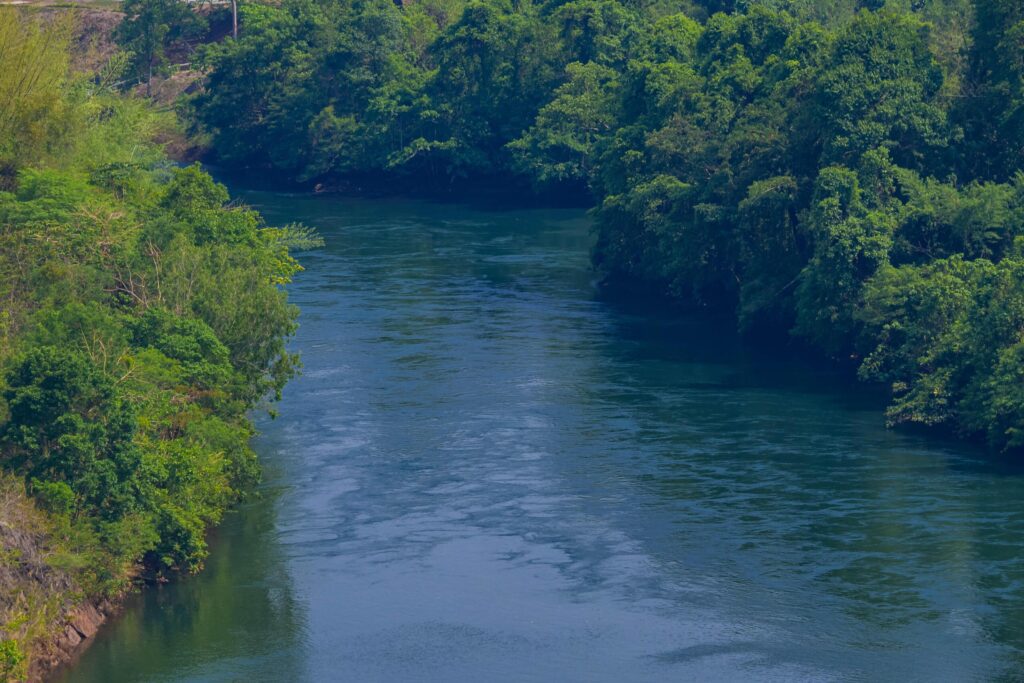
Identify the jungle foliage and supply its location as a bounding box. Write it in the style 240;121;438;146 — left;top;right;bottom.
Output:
0;6;314;608
188;0;1024;450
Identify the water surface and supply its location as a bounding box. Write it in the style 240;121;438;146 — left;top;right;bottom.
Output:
61;193;1024;681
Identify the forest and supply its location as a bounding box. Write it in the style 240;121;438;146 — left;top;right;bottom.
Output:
3;0;1024;677
0;9;315;678
182;0;1024;450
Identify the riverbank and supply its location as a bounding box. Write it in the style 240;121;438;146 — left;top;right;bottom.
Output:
0;8;313;681
0;476;101;682
27;602;111;683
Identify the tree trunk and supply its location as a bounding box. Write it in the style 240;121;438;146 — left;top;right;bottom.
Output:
232;0;238;39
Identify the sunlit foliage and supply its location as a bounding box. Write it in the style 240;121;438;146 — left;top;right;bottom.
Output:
0;10;313;593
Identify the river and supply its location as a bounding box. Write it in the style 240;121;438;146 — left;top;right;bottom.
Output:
57;191;1024;681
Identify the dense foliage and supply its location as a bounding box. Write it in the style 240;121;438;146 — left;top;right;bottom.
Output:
581;1;1024;451
187;0;1024;450
117;0;208;93
0;5;312;616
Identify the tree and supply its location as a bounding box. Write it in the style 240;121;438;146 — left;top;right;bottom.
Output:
196;0;426;180
509;61;619;190
959;0;1024;180
398;0;560;179
793;158;897;356
0;10;72;168
117;0;207;95
1;346;149;521
813;9;951;172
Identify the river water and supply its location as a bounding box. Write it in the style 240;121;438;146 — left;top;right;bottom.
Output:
59;192;1024;682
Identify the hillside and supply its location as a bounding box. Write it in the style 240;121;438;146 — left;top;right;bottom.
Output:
0;7;313;680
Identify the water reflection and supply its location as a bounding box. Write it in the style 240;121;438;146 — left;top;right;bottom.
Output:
589;295;1024;679
56;479;307;682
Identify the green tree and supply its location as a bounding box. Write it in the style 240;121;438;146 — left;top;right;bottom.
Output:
117;0;207;95
0;10;71;171
397;0;560;179
1;346;150;521
793;157;897;356
813;9;951;171
509;61;619;190
959;0;1024;180
196;0;426;180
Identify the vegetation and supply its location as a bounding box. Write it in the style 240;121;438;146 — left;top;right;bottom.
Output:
3;0;1023;669
0;7;316;676
0;0;1018;674
116;0;207;94
182;0;1024;451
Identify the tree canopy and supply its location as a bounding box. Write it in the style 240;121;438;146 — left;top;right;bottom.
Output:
188;0;1024;450
0;4;317;613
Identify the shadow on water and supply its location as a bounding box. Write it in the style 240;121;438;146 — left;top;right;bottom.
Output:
213;165;594;212
597;278;1024;463
585;283;1024;679
53;469;308;683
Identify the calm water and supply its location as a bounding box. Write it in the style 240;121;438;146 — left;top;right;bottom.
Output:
59;193;1024;682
